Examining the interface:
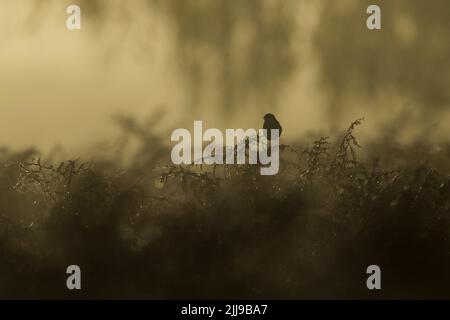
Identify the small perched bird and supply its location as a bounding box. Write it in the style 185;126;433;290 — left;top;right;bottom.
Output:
262;113;282;157
263;113;282;140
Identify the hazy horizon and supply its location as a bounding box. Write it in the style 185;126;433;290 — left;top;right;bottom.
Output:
1;0;449;155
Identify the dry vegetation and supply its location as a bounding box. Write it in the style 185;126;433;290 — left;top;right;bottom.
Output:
1;118;450;299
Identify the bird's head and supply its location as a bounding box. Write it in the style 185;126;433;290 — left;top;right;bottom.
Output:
264;113;276;121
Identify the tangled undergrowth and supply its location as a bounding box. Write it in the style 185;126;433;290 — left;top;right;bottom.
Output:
1;118;450;299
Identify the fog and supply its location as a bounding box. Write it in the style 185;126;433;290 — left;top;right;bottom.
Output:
1;0;449;154
2;1;450;299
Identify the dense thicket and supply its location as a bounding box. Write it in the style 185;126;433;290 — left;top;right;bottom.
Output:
1;119;450;299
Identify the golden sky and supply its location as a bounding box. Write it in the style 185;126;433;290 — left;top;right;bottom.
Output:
1;0;449;154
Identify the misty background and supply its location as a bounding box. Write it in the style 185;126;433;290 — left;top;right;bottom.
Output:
1;0;449;156
2;0;450;299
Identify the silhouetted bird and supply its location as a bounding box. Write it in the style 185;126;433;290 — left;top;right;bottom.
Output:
263;113;282;140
